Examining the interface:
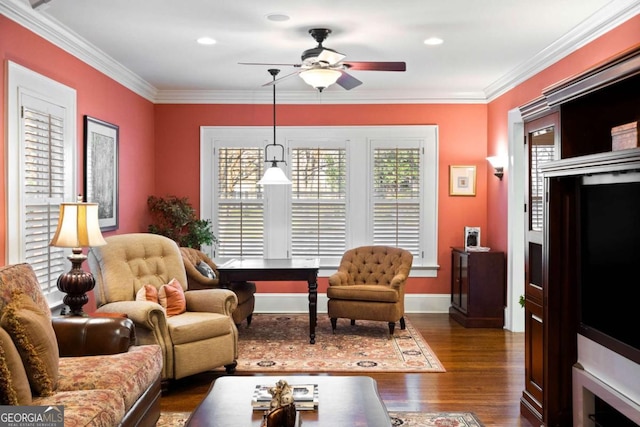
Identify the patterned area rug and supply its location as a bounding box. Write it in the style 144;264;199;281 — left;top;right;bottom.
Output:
157;411;485;426
233;314;445;372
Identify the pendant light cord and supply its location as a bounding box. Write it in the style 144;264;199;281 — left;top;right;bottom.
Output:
269;69;280;150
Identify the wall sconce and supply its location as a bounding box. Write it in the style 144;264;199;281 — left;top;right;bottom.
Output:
486;156;505;180
49;200;107;316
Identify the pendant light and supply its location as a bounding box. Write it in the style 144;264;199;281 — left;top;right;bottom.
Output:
258;68;292;186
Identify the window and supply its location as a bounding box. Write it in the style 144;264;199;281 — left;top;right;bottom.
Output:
371;141;422;254
215;145;264;258
6;61;77;306
291;141;347;258
529;126;555;232
202;126;438;275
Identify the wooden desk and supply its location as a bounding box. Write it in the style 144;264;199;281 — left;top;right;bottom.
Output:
186;375;391;427
217;258;320;344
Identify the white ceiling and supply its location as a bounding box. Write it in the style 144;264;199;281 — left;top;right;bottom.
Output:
5;0;639;103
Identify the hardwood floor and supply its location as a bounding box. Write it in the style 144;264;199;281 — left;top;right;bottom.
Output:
160;313;535;426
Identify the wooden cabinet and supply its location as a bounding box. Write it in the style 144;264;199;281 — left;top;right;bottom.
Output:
518;45;640;427
449;248;505;328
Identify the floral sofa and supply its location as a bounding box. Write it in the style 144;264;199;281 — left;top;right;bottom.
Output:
0;263;163;427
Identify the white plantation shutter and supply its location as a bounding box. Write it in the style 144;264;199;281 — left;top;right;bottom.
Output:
22;106;68;294
371;143;422;256
291;146;346;258
215;146;264;257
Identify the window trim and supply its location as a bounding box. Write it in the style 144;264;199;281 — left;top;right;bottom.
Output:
6;61;77;305
201;125;439;277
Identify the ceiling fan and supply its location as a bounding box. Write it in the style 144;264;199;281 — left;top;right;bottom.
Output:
239;28;406;92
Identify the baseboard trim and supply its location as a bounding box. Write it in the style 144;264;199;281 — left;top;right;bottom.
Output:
254;293;450;314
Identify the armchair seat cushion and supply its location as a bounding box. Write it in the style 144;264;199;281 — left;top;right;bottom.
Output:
327;284;399;303
167;312;234;345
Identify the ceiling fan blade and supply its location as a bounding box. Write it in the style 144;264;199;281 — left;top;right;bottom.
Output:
317;49;345;66
239;62;301;67
343;61;406;72
262;69;302;86
336;71;363;90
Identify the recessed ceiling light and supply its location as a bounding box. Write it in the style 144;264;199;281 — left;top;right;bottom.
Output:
197;37;217;45
266;13;290;22
424;37;444;46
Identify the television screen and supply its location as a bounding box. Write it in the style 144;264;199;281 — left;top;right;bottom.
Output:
579;173;640;363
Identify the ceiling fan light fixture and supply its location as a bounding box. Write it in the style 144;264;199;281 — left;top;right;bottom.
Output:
300;68;341;91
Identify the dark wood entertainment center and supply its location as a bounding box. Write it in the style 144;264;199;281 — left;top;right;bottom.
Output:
519;45;640;427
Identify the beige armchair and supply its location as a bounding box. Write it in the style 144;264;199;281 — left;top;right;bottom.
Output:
88;233;239;388
327;246;413;335
180;247;256;326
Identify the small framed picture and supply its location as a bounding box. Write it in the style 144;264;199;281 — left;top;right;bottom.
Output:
449;165;477;196
464;226;481;249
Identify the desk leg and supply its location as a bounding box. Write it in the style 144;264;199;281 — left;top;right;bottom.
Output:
308;276;318;344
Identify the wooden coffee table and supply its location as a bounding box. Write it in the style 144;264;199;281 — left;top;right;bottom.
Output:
186;375;391;427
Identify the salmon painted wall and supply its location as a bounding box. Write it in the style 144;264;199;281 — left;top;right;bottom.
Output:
0;17;156;309
486;15;640;253
0;16;156;250
154;103;489;294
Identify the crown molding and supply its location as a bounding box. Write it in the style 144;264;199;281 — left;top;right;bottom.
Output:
484;0;640;102
1;0;157;101
153;89;488;104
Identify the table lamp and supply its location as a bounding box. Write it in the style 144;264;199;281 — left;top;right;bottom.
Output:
49;201;107;316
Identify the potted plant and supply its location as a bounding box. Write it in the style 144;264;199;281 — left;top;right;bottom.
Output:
147;195;218;249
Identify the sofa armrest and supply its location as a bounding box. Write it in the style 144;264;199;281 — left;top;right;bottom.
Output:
52;316;135;357
185;288;238;316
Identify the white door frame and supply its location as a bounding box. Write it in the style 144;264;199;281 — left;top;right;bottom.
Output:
505;108;525;332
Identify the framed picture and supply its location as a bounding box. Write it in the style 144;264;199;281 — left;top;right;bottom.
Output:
84;115;119;231
449;165;477;196
464;226;481;249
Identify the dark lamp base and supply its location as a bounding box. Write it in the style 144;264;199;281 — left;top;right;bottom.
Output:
57;249;95;316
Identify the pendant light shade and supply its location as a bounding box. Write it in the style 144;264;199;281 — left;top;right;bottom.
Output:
258;163;291;185
259;68;292;186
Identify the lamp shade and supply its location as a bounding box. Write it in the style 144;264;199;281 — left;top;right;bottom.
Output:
258;165;292;185
300;68;341;90
486;156;505;168
50;202;107;248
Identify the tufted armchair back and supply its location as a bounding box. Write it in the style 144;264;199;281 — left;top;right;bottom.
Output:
335;245;413;287
90;233;188;307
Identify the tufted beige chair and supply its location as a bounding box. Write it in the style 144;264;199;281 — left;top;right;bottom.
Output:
180;247;256;326
327;246;413;335
88;233;238;389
